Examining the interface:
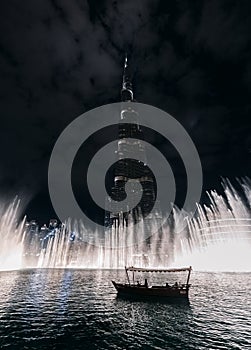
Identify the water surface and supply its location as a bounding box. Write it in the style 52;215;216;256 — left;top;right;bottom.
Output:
0;269;250;349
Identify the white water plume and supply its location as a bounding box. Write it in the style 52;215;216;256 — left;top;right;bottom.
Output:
0;179;250;271
173;179;251;271
0;198;26;270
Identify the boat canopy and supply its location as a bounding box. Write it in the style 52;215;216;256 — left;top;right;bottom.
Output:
125;266;192;273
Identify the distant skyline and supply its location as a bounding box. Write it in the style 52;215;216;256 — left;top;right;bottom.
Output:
0;0;250;223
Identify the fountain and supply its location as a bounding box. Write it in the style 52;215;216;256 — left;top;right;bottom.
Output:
172;178;251;271
0;198;26;270
0;179;250;271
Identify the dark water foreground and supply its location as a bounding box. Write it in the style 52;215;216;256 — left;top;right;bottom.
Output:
0;269;250;350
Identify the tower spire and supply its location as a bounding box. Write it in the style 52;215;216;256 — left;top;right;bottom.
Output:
121;53;134;102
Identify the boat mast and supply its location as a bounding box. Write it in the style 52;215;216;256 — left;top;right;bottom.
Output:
125;266;130;285
186;266;192;287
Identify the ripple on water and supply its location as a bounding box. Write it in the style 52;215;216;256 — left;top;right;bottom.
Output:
0;270;250;350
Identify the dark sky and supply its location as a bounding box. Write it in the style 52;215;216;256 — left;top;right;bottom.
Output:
0;0;250;223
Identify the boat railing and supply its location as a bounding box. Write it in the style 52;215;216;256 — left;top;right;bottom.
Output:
124;266;192;288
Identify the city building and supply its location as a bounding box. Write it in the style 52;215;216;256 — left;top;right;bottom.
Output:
105;55;158;229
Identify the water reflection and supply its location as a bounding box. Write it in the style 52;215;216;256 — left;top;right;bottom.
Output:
0;269;249;350
0;271;19;316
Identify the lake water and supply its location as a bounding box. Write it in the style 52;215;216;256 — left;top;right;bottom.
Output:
0;269;250;349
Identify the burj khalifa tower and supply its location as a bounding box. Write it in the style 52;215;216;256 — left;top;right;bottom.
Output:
105;56;158;230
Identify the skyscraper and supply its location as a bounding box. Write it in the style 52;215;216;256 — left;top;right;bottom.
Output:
105;56;157;229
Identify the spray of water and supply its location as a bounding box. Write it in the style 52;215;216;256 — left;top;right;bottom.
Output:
0;198;26;270
173;178;251;271
35;179;251;271
0;179;250;271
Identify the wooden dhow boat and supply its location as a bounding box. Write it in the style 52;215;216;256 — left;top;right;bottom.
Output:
112;266;192;299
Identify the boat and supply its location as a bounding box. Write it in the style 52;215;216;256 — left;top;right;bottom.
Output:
112;266;192;299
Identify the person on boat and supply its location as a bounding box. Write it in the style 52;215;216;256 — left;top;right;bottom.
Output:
137;281;140;287
144;279;148;288
166;282;169;288
174;282;178;288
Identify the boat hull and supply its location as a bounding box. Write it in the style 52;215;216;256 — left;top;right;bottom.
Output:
112;281;189;299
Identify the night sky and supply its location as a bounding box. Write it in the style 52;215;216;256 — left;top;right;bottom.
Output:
0;0;250;224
